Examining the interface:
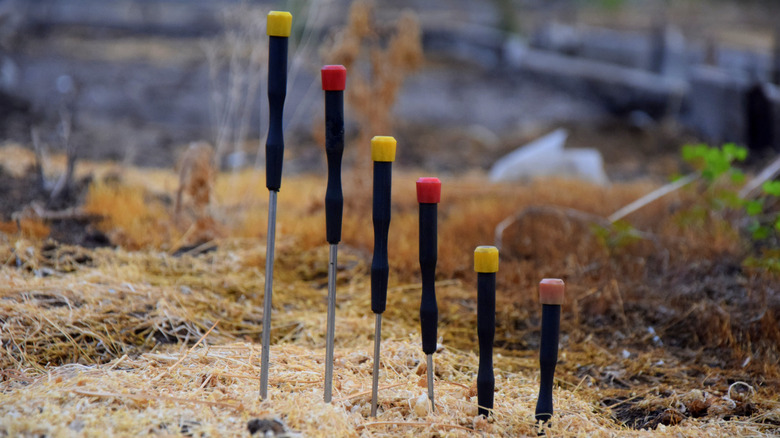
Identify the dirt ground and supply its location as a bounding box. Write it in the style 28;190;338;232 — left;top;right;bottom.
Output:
0;145;778;436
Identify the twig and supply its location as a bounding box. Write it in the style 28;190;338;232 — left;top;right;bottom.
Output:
73;389;243;411
106;354;128;371
608;173;697;223
50;108;76;201
439;380;470;390
739;154;780;199
604;387;657;409
27;204;99;221
41;315;93;363
30;127;47;190
495;205;610;251
153;319;219;381
332;383;404;403
358;421;476;433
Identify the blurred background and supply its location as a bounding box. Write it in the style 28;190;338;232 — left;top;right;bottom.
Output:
1;0;779;180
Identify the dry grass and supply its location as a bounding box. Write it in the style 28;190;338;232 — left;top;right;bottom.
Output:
1;145;779;436
2;341;777;437
318;0;423;171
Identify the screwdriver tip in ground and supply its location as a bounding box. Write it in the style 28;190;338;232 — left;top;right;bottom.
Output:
260;10;292;402
370;136;396;417
474;246;498;418
417;177;441;412
322;64;346;403
535;279;565;427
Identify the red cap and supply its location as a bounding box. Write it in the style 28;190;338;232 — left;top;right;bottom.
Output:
416;177;441;204
321;65;346;91
539;279;565;305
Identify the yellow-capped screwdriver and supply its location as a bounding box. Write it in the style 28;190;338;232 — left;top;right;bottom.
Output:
474;246;498;417
369;136;396;417
260;10;291;402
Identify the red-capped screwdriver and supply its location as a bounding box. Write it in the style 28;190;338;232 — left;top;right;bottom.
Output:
321;65;347;403
370;136;396;417
417;177;441;412
535;279;565;425
260;10;291;401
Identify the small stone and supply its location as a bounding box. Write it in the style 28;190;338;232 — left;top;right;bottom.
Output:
247;418;286;436
413;393;430;417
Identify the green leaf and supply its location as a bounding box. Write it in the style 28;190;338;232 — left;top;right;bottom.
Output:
735;147;748;161
745;199;763;216
717;191;741;209
723;143;747;162
762;181;780;197
682;143;709;165
775;217;780;233
753;225;771;240
730;170;745;184
681;144;700;162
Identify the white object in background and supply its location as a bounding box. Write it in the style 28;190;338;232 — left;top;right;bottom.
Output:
488;128;609;185
489;128;568;182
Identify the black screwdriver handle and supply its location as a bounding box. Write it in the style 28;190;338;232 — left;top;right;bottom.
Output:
474;246;498;417
477;272;496;417
535;304;561;423
266;32;289;192
322;66;346;244
417;177;441;355
535;278;565;424
370;137;396;315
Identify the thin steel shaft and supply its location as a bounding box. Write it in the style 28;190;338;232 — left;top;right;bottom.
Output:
260;190;278;400
370;313;383;417
426;354;435;412
324;243;338;402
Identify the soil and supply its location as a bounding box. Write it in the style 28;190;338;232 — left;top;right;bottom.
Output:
0;165;109;247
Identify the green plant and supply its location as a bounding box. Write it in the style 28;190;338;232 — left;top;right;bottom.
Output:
681;142;780;244
592;220;643;251
681;142;746;184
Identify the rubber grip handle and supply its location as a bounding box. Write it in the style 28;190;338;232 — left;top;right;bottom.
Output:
266;36;288;191
419;203;438;354
371;162;392;314
535;304;561;423
324;90;344;244
477;272;496;417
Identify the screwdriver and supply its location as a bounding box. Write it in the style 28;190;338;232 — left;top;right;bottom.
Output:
416;177;441;412
535;278;565;425
260;10;291;401
474;245;498;417
369;135;396;417
321;65;347;403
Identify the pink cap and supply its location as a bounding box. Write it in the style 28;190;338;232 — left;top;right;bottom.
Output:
321;65;346;91
539;279;565;305
416;177;441;204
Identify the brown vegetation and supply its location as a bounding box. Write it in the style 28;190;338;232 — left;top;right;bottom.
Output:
1;145;778;435
319;0;423;171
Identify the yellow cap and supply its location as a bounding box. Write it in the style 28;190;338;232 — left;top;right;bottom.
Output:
267;11;292;37
371;136;396;162
474;246;499;273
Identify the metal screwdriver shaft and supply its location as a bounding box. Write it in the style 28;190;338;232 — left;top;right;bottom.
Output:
260;11;291;401
417;177;441;412
321;65;347;403
474;246;498;418
535;279;565;425
369;136;396;417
